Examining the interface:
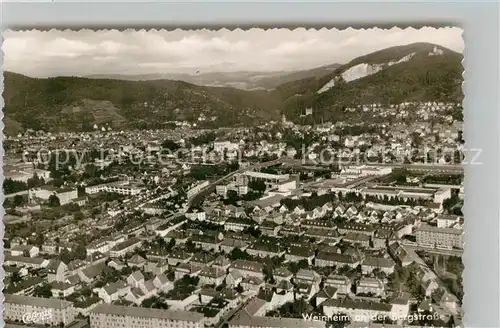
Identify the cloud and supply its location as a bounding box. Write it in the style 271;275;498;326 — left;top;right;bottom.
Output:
3;27;463;77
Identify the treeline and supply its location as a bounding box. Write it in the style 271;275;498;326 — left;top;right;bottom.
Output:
3;175;46;194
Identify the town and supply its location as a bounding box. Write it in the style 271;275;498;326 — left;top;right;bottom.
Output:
3;101;464;328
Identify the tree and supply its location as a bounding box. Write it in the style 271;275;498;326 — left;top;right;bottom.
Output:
73;211;85;221
166;238;176;251
263;265;275;284
10;271;22;285
13;195;25;207
229;248;253;261
33;283;52;298
141;296;169;309
248;180;266;193
48;195;61;207
287;260;309;274
3;178;28;194
225;190;239;205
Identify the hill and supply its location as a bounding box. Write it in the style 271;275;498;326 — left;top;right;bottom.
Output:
2;72;282;134
276;42;464;122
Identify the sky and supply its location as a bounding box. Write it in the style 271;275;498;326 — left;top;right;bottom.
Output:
3;27;463;77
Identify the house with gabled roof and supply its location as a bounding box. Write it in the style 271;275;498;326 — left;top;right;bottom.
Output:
139;279;157;298
220;238;249;253
279;224;304;238
153;274;173;293
295;282;319;301
107;259;125;271
127;271;145;288
243;297;268;317
246;242;285;258
199;266;227;286
98;280;130;304
294;269;321;286
316;252;359;269
51;282;76;298
432;287;460;314
337;223;375;237
285;246;315;265
225;270;244;287
322;202;334;212
304;228;341;244
46;259;68;283
388;242;414;267
167;249;192;266
124;287;146;305
190;234;221;252
78;263;110;284
361;256;396;275
273;267;293;283
293;205;306;215
316;286;339;306
313;207;326;219
213;255;231;271
325;274;352;294
128;254;146;268
343;232;371;248
241;276;265;292
260;221;281;237
278;204;289;213
229;260;265;279
335;205;346;216
191;252;216;267
174;263;203;281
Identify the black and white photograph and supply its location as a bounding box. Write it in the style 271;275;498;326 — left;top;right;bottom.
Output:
2;27;464;328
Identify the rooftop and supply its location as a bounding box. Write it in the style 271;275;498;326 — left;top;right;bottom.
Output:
5;294;73;309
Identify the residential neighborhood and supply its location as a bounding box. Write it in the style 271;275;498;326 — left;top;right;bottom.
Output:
3;29;464;328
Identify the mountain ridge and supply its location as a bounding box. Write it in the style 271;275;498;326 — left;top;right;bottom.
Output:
3;42;463;135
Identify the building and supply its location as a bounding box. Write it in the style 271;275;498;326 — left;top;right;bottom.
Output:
325;275;352;295
315;252;359;268
229;260;265;279
243;171;290;189
187;181;210;199
339;165;392;180
436;214;460;228
229;310;325;328
433;188;452;204
361;257;395;275
29;186;78;205
323;298;392;323
46;260;68;283
356;277;385;297
5;294;76;326
85;180;144;196
415;224;464;249
277;179;297;192
90;304;204;328
6;168;51;183
214;140;240;153
109;238;142;258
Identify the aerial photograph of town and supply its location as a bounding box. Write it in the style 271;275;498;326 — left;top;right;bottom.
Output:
2;27;464;328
